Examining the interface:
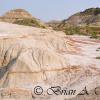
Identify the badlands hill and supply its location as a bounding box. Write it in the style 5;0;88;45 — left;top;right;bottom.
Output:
0;9;46;28
63;7;100;26
0;22;100;100
47;8;100;33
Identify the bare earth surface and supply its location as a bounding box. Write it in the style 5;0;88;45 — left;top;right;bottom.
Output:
0;22;100;100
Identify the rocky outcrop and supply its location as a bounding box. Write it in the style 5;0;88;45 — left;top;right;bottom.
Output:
0;9;33;23
3;9;32;18
0;9;46;28
0;22;100;100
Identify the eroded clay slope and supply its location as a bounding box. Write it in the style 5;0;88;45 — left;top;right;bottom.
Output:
0;22;100;100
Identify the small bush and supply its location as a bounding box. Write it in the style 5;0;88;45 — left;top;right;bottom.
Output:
64;26;82;35
64;27;74;35
90;32;98;39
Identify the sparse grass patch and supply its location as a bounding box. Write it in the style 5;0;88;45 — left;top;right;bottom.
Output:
14;18;46;28
64;26;83;35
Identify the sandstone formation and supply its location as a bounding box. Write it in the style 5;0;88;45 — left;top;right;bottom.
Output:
0;9;46;28
0;9;33;22
0;22;100;100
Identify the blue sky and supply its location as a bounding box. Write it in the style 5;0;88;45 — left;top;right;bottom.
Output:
0;0;100;21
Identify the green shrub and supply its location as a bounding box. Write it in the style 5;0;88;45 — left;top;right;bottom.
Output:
81;7;100;15
90;32;98;39
64;26;82;35
64;27;74;35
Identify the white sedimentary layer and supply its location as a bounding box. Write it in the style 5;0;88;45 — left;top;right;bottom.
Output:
0;22;100;100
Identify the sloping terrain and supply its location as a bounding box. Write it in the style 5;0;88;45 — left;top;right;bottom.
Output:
47;8;100;35
0;9;46;28
64;7;100;25
0;22;100;100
